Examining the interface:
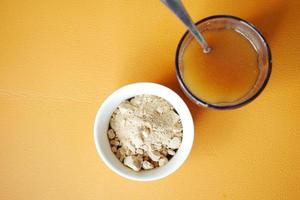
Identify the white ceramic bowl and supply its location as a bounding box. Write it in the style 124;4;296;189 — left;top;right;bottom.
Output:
94;82;194;181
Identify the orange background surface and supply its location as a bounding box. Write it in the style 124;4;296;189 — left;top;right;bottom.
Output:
1;0;300;199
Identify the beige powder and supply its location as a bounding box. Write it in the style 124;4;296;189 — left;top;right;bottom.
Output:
107;95;183;171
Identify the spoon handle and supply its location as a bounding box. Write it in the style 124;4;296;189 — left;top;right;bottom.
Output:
161;0;211;53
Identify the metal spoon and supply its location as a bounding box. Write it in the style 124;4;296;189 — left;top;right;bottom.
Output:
161;0;211;53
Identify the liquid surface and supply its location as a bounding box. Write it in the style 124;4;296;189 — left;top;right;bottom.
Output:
182;29;259;104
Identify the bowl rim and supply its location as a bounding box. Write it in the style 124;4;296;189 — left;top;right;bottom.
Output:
93;82;194;181
175;15;272;110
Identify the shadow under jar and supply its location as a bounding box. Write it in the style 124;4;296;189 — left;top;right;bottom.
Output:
176;15;272;109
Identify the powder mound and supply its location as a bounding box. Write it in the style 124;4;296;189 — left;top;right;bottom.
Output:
108;95;183;171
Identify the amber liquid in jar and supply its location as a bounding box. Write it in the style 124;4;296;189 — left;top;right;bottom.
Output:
182;29;259;104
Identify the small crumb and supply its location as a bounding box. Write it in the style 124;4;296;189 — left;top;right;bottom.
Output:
116;147;126;161
125;148;133;156
161;149;168;156
110;140;120;146
142;161;154;170
107;129;115;139
159;157;168;167
168;137;181;149
148;150;161;161
124;156;142;171
111;146;117;153
167;149;176;155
